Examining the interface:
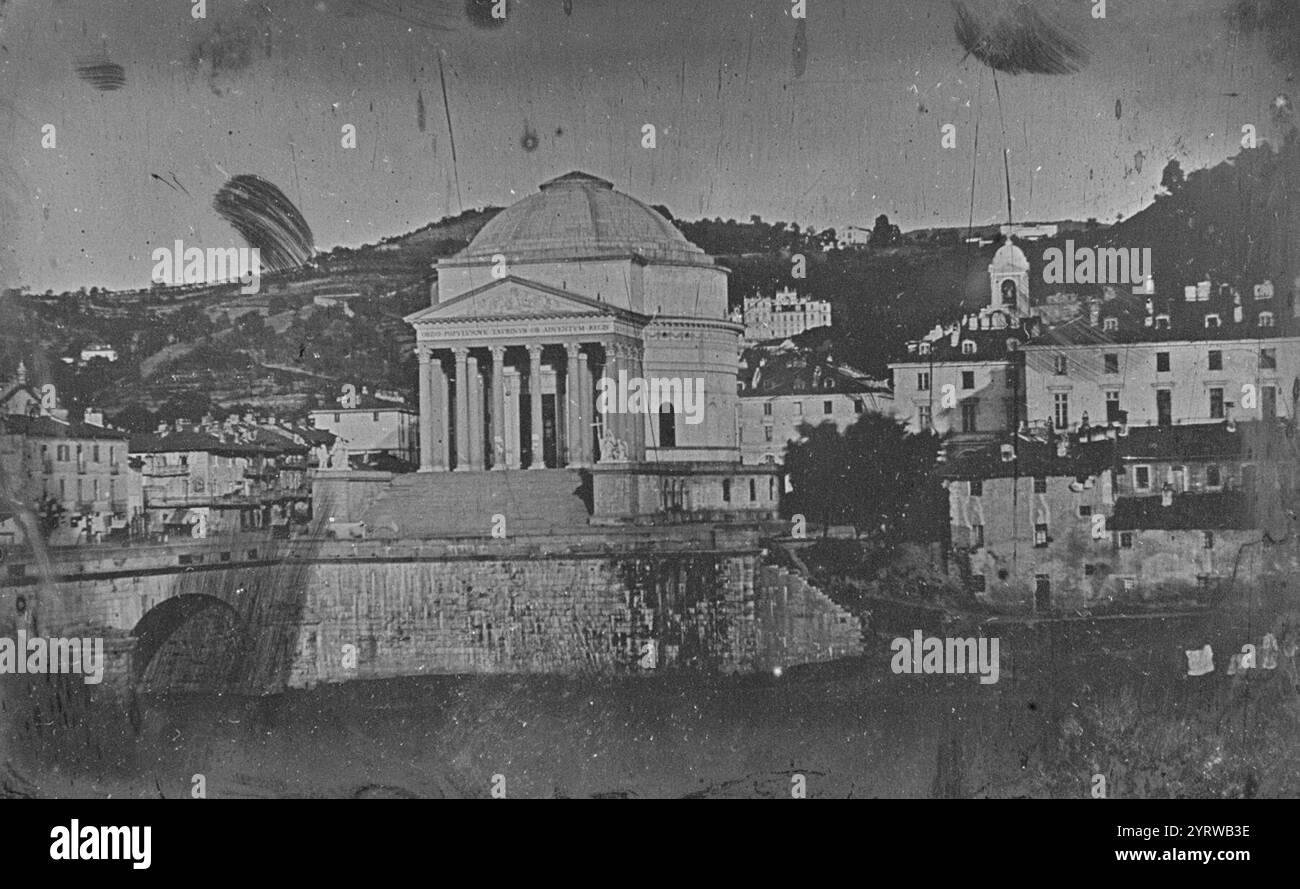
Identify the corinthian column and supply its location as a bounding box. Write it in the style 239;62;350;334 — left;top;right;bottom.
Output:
577;350;592;467
417;346;435;472
564;342;582;467
467;354;484;470
490;346;507;470
453;347;470;471
528;344;546;469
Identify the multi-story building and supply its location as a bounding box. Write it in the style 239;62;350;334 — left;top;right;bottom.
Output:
890;238;1038;439
129;421;313;539
0;382;132;547
942;421;1297;613
735;288;832;343
308;386;418;467
1022;284;1299;433
738;341;892;464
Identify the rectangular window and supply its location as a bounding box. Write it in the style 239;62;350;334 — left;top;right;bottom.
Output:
92;445;100;462
972;524;985;548
1208;350;1222;371
1106;391;1122;423
1156;389;1172;426
1104;353;1119;374
793;402;803;416
1054;354;1068;375
1206;464;1222;488
969;479;983;497
1156;352;1170;372
970;574;986;593
1033;476;1047;494
823;400;833;415
1209;387;1224;420
764;427;773;442
962;371;975;390
372;412;380;422
961;399;978;433
1053;392;1070;429
1203;531;1214;550
763;402;773;416
1034;524;1049;547
1134;465;1151;491
917;405;932;430
917;372;930;391
1261;348;1277;370
1078;504;1092;518
1262;385;1277;418
1120;531;1134;549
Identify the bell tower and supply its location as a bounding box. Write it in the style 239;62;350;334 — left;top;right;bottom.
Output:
988;236;1031;319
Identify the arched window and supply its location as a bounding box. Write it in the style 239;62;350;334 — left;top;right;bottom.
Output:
961;340;977;356
658;403;677;448
1259;311;1275;328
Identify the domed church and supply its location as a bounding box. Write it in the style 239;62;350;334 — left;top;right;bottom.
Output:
400;172;779;526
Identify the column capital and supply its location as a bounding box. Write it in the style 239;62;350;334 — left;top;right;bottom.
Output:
576;350;589;363
452;346;471;360
563;340;583;357
526;342;545;356
489;344;507;358
416;344;434;362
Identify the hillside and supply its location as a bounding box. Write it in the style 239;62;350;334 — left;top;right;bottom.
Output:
3;135;1297;426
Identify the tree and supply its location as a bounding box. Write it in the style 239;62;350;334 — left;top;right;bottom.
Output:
869;214;901;247
1160;158;1186;195
35;494;65;539
784;412;943;542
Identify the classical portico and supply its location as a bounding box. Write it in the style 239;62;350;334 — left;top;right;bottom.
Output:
386;170;780;528
408;277;649;471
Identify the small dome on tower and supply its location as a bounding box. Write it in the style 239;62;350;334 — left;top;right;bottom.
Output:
990;236;1030;273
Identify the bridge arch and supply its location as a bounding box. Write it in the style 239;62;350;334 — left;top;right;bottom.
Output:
131;594;246;689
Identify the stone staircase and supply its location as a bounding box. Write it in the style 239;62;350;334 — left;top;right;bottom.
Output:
360;470;591;538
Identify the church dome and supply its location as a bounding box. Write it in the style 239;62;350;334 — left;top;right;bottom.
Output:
990;237;1030;272
459;171;708;265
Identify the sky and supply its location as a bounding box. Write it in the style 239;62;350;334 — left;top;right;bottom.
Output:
0;0;1293;294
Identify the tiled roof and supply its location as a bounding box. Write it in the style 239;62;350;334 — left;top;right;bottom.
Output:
938;435;1112;480
1;414;130;441
309;393;414;412
1110;491;1255;530
129;431;269;456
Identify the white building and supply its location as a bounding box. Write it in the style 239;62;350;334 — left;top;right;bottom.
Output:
738;288;832;343
738;342;892;464
309;387;418;466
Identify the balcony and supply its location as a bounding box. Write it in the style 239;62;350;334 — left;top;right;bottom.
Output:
146;465;190;477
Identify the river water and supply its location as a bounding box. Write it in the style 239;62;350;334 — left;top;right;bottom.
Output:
4;610;1296;798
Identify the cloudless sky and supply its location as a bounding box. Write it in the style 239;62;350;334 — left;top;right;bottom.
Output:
0;0;1290;293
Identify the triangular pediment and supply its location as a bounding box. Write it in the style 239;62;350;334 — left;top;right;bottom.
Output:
406;276;634;324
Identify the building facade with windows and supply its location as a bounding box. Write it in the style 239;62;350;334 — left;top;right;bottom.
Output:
889;239;1039;440
308;388;418;466
738;341;892;464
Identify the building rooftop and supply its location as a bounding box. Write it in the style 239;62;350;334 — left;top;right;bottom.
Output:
454;171;710;266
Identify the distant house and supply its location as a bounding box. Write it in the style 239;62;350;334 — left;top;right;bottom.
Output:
0;365;133;547
128;422;312;539
738;341;892;465
308;386;418;466
736;288;832;343
78;344;119;363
